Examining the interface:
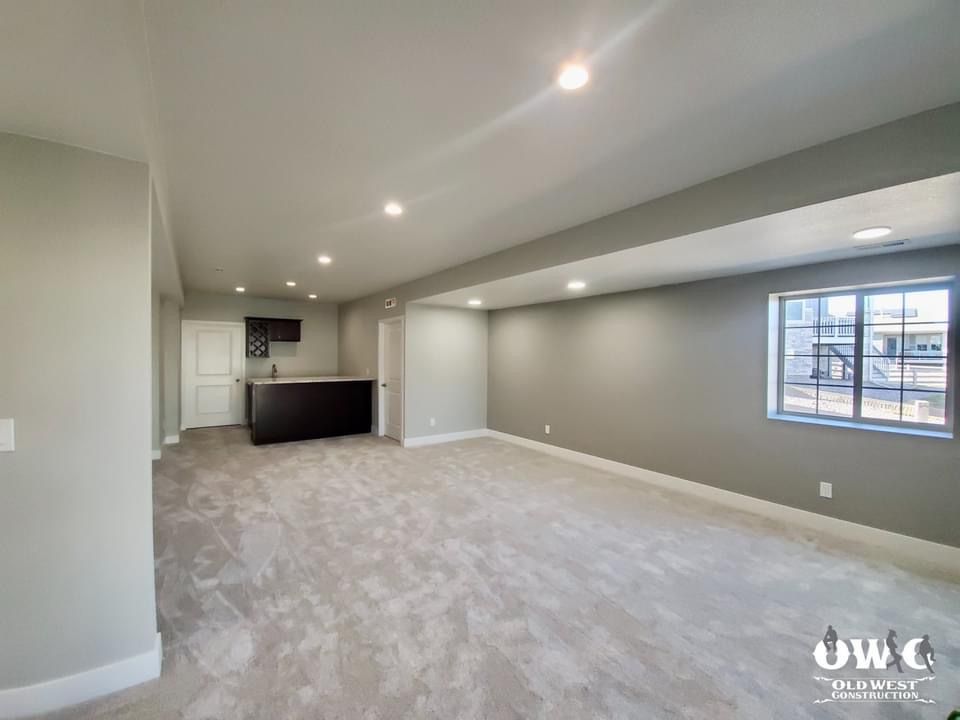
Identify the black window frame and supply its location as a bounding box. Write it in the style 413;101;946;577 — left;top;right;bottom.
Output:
777;281;955;433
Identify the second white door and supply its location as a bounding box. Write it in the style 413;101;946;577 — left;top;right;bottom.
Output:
379;318;404;441
181;321;245;429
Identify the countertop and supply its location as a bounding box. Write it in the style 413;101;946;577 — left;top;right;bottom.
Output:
247;376;375;385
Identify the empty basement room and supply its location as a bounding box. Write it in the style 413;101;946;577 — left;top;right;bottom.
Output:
3;3;960;720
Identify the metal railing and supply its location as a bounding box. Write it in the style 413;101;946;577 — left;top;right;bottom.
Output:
818;317;856;337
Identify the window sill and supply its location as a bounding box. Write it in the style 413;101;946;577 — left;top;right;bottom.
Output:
767;413;953;439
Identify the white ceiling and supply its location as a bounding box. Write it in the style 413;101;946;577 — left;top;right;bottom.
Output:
419;173;960;309
2;1;960;302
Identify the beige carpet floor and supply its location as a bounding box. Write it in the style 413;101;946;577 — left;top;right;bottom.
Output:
44;427;958;719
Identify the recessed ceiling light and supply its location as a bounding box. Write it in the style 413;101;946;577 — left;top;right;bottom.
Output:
567;280;586;290
317;254;332;265
852;226;892;240
308;294;318;300
285;281;297;287
235;286;245;293
468;298;483;306
557;63;589;91
384;201;404;217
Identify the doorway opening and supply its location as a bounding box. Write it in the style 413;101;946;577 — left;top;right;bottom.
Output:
377;316;404;442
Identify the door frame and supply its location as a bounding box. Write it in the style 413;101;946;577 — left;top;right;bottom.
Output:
180;320;246;430
377;316;404;440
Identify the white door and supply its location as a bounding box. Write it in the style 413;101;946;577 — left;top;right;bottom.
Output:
379;318;404;441
181;321;245;429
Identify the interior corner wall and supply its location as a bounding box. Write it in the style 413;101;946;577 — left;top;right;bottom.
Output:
152;290;162;453
487;245;960;548
160;298;181;439
0;134;158;689
182;291;338;378
404;304;488;439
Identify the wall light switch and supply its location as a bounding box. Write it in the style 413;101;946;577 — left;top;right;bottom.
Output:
429;417;436;427
819;481;832;499
544;424;551;435
0;418;14;452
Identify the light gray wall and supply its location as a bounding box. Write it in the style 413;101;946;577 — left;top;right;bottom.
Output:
487;245;960;548
149;184;183;304
160;298;181;439
182;291;338;378
405;305;487;438
152;290;162;453
151;185;183;450
0;134;158;688
339;103;960;391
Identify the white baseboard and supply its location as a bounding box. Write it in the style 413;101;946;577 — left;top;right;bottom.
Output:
151;449;162;461
0;632;161;718
487;429;960;579
162;434;180;445
402;428;489;448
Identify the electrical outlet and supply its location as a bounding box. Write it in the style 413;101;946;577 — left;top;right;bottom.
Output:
819;481;832;499
544;424;551;435
429;417;436;427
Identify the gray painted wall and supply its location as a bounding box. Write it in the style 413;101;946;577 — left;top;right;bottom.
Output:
160;298;181;440
152;290;162;453
488;246;960;547
405;305;487;438
0;134;158;687
150;186;183;450
182;291;338;378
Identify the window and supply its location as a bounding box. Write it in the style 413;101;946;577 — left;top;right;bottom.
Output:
775;282;953;432
785;301;804;323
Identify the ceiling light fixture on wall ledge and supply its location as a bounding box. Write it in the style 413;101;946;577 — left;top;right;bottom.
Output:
557;63;589;91
285;281;297;287
235;286;245;293
308;294;318;300
567;280;586;290
384;201;404;217
852;226;892;240
317;255;332;265
468;298;483;306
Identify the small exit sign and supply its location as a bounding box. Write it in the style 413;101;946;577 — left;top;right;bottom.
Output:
384;297;397;309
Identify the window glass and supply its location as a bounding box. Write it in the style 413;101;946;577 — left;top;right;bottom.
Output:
779;284;951;431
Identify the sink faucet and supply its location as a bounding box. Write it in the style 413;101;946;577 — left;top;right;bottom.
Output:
271;363;278;379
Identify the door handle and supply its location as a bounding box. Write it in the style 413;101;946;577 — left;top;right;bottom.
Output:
235;378;240;383
380;383;387;388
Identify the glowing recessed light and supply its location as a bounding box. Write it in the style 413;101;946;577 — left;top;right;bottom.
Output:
384;201;404;217
235;286;245;293
308;294;318;300
567;280;586;290
557;63;589;91
285;280;297;287
317;254;332;265
852;226;892;241
468;298;483;306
